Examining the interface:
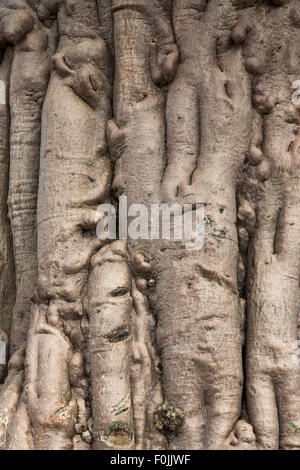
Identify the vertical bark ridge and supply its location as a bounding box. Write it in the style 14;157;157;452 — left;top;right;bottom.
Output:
234;0;300;449
0;1;50;449
0;0;299;451
109;0;178;450
0;46;15;385
87;241;134;450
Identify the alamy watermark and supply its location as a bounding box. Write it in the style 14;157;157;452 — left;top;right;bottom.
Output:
96;196;205;251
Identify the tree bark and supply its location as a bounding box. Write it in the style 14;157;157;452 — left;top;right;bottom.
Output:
0;0;299;450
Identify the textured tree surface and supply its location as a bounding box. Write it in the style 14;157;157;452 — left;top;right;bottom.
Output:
0;0;299;450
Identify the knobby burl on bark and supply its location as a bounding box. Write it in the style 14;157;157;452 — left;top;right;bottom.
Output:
0;0;299;450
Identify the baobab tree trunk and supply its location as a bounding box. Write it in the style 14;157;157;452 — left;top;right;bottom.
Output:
0;0;299;451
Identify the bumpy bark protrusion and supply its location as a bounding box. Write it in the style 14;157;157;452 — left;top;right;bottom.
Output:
223;419;257;450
